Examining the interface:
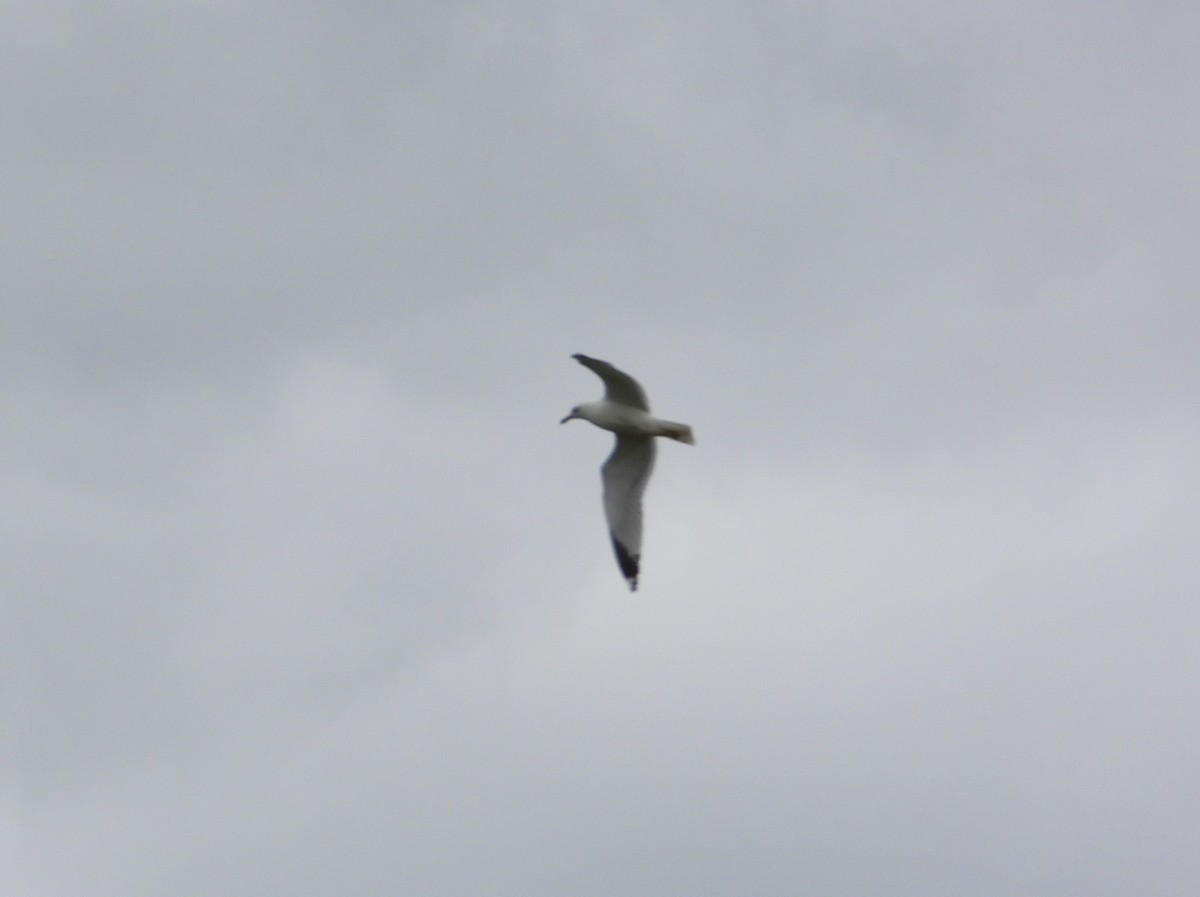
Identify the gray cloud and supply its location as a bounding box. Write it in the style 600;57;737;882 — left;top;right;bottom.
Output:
5;1;1198;895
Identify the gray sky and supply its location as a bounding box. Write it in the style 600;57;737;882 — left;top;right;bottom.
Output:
5;1;1199;894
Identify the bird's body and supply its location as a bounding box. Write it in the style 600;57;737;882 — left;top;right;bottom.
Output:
561;354;694;591
566;400;694;441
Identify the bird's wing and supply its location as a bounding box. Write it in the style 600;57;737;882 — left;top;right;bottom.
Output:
572;354;651;411
601;435;656;591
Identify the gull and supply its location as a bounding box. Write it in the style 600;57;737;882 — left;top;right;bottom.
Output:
561;354;695;591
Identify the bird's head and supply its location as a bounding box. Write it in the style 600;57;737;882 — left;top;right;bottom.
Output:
560;406;580;424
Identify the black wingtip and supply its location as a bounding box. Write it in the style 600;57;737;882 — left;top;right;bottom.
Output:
611;536;640;592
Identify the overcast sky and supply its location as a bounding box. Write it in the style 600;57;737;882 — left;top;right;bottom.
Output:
4;1;1199;895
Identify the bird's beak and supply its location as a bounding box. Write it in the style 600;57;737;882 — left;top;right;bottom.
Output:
560;412;575;424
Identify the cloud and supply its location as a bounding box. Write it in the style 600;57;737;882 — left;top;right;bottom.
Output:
5;1;1199;895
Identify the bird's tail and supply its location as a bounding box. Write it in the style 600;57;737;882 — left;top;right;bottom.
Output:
660;421;695;445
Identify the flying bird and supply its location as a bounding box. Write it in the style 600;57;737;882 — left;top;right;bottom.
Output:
561;354;694;591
